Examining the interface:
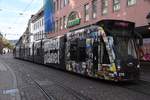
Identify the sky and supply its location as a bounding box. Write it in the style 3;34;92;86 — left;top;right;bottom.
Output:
0;0;43;40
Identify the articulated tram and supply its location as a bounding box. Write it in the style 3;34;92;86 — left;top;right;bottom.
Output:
14;20;142;81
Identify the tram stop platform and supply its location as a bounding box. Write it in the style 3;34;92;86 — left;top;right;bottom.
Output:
140;61;150;82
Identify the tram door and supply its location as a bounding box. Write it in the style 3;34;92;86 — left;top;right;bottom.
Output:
93;41;99;74
99;37;110;64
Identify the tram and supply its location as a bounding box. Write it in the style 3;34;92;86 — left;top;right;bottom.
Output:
14;20;142;81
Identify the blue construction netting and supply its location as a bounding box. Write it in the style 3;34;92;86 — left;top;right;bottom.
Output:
44;0;54;33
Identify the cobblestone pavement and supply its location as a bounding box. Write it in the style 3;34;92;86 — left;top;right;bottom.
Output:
0;54;150;100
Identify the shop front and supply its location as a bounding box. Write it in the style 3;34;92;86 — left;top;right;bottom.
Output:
135;13;150;61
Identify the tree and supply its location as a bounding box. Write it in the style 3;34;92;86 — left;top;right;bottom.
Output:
0;36;14;54
0;36;4;54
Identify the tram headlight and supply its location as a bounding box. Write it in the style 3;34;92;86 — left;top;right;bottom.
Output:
137;64;140;68
117;66;121;71
116;60;121;70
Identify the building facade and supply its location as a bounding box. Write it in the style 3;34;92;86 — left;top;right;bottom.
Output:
31;7;45;41
50;0;150;37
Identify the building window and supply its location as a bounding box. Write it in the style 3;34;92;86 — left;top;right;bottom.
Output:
102;0;108;15
39;32;40;40
40;32;41;39
36;23;38;29
61;0;63;9
34;24;36;30
34;24;35;30
42;30;44;38
60;18;63;30
92;0;97;19
39;31;42;39
56;0;59;10
84;3;89;21
37;33;38;40
63;16;67;29
64;0;66;7
38;22;40;28
113;0;120;11
56;20;58;32
64;0;69;7
42;19;44;26
127;0;136;6
55;20;57;32
40;20;41;27
36;34;37;40
39;21;41;27
35;34;36;40
39;32;41;39
54;2;56;13
41;31;42;39
38;32;39;40
35;23;37;30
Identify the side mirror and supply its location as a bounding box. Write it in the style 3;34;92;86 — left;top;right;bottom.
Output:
134;31;143;46
139;38;143;46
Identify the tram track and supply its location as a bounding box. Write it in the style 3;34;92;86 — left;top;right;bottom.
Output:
19;66;150;100
26;74;55;100
2;56;150;100
16;69;56;100
9;59;94;100
19;68;150;100
119;80;150;96
47;77;93;100
32;63;150;98
23;70;93;100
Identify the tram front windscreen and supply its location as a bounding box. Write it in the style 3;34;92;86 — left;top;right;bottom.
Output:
101;20;138;60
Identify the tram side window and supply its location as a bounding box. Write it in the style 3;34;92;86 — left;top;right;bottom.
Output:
70;39;86;62
37;48;40;56
100;38;110;64
78;39;86;62
70;41;78;61
29;48;31;56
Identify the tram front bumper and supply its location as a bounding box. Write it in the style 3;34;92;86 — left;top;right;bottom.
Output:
116;68;140;81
